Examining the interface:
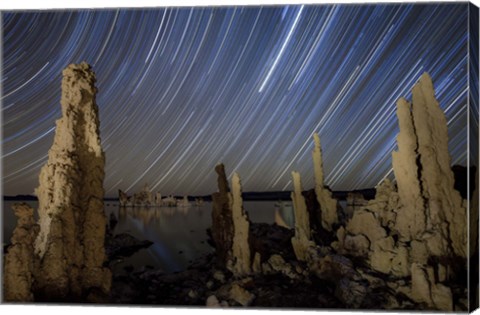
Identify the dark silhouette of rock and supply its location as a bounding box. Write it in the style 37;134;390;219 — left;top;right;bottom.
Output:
105;233;153;260
211;164;234;266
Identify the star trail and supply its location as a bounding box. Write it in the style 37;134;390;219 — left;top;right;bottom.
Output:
1;3;473;197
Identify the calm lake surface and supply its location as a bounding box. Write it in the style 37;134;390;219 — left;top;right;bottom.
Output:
2;200;295;273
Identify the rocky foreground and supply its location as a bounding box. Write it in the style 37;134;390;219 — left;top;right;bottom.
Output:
108;200;469;310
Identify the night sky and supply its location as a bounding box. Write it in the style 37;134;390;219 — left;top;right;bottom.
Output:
1;3;472;197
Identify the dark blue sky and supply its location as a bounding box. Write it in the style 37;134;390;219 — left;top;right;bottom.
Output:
1;3;473;196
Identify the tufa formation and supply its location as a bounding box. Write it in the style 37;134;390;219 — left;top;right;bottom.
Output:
4;203;39;302
227;173;252;276
211;164;235;266
34;62;111;300
4;62;111;302
337;73;468;310
312;133;339;231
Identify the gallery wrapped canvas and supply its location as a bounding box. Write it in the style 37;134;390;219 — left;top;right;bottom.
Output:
1;1;479;312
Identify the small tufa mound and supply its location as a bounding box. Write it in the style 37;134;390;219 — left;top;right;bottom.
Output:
4;203;39;302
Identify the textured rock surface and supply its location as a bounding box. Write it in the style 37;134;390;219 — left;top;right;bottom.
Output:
332;73;466;310
312;133;338;231
211;164;234;266
411;263;453;310
291;171;315;261
229;283;255;306
34;62;111;300
345;192;368;219
392;73;466;258
264;254;299;279
4;203;39;302
227;173;252;276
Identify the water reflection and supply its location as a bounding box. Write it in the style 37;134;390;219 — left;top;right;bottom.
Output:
3;200;294;273
109;203;213;273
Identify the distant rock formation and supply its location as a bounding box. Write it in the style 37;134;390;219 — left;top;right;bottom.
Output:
132;184;153;206
290;171;315;261
227;173;252;276
119;189;129;207
155;192;162;206
177;196;192;207
4;203;39;302
312;133;338;231
34;62;111;300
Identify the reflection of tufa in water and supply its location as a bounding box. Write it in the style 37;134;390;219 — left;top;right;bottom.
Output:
177;196;192;207
119;186;201;208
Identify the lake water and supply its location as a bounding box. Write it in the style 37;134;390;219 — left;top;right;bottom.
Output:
2;200;295;273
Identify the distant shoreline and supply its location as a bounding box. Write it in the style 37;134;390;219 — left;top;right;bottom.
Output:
3;188;377;202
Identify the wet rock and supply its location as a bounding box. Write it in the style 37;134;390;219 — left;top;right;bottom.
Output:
106;233;153;260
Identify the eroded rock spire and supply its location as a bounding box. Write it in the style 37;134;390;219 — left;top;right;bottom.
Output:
34;62;111;300
392;73;466;258
290;171;315;261
211;163;234;266
312;133;338;231
228;173;252;276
